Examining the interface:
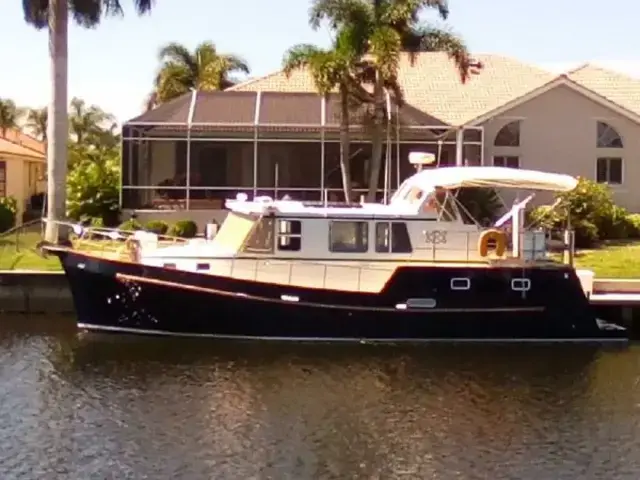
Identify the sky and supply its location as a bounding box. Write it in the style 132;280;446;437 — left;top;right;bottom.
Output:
2;0;640;124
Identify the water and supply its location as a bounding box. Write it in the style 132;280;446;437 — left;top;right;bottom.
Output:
1;316;640;479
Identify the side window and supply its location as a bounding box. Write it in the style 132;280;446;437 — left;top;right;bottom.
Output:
375;223;390;253
277;220;302;251
375;222;413;253
329;221;368;253
391;222;412;253
243;218;274;253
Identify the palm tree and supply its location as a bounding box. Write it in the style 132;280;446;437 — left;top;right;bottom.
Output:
310;0;475;201
0;98;23;138
69;97;114;145
283;29;369;203
148;41;250;108
22;0;154;243
26;107;48;142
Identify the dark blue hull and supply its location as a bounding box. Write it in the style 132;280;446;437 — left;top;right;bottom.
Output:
53;250;627;342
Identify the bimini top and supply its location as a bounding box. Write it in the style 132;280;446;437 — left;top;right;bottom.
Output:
394;166;578;197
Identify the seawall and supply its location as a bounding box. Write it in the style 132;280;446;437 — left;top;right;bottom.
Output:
0;271;73;314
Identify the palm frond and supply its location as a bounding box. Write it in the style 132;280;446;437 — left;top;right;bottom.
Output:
23;0;155;30
158;42;199;74
309;0;371;31
282;44;323;76
0;98;23;137
405;25;472;82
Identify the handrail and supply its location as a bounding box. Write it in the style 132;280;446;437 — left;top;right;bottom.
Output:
45;219;574;291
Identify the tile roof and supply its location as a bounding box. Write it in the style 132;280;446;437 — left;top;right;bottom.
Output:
229;52;557;126
0;129;45;156
127;94;192;125
0;137;45;159
567;63;640;117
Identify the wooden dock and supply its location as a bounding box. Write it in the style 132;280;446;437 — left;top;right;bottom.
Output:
590;293;640;306
590;280;640;334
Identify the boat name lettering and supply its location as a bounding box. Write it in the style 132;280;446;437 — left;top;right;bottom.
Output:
424;230;447;244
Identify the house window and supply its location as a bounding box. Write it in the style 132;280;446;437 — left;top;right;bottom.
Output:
494;120;521;147
329;221;368;253
277;220;302;252
375;222;413;253
596;121;623;148
596;157;623;185
0;161;5;197
492;156;520;169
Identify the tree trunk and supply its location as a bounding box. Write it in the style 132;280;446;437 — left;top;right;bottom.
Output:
44;0;69;243
366;78;385;203
338;87;352;204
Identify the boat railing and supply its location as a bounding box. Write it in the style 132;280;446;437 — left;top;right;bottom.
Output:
52;221;575;265
40;221;189;261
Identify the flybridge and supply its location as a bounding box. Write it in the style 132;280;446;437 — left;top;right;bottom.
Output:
225;166;579;219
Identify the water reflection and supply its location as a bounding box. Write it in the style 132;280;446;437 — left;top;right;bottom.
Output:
1;316;639;479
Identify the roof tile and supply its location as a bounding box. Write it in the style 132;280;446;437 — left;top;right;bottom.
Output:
567;64;640;116
0;137;45;159
229;53;556;126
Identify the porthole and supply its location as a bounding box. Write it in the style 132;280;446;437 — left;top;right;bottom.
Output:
451;277;471;291
511;278;531;291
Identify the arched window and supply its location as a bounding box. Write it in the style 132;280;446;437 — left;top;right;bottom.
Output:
596;121;623;148
494;120;521;147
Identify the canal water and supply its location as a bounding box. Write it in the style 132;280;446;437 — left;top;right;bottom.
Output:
1;316;640;479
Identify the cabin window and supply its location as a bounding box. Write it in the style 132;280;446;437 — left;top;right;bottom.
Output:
434;191;458;222
277;220;302;251
375;222;413;253
242;218;275;253
163;263;176;269
329;221;368;253
196;263;210;271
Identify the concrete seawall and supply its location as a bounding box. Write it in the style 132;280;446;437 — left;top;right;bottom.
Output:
0;271;73;314
0;270;640;316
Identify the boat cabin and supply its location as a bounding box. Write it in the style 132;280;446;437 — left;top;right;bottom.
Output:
137;166;578;268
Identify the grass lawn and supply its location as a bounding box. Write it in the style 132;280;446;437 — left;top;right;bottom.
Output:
0;231;62;271
571;241;640;279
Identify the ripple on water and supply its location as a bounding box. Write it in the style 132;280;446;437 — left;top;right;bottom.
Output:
0;316;639;479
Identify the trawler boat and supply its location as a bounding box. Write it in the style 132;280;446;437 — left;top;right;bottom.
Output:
43;166;626;342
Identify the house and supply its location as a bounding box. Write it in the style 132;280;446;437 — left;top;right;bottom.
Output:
120;53;640;226
0;129;46;225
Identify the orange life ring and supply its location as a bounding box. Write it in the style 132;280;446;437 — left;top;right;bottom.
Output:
478;229;507;257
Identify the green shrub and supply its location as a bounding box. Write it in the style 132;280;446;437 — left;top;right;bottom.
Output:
90;217;105;228
528;178;624;248
573;220;599;248
625;214;640;238
145;220;169;235
168;220;198;238
66;149;120;226
118;219;143;231
0;196;17;233
598;205;631;240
